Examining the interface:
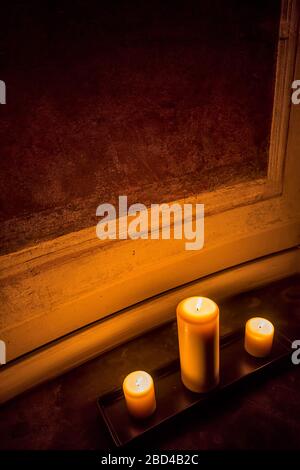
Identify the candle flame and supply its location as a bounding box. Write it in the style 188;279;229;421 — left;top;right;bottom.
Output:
135;377;143;388
196;298;203;311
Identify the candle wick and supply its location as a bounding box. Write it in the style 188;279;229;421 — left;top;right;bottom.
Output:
136;378;143;388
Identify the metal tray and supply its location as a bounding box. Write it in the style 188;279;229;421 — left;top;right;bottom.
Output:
97;329;291;447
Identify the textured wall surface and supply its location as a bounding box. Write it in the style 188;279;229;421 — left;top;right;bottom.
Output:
0;0;280;253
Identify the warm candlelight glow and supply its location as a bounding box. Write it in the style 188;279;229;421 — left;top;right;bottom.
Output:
177;296;219;393
123;371;156;419
244;317;274;357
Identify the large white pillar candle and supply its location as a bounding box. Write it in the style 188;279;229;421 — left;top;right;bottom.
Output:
177;297;219;393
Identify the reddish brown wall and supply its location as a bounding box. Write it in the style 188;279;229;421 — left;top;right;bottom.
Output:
0;0;281;254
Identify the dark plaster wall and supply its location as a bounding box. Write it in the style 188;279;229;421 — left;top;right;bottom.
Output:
0;0;280;253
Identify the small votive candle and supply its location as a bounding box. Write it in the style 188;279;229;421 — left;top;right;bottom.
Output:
123;371;156;419
245;317;274;357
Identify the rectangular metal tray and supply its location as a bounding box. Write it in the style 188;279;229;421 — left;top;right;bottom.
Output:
97;329;291;447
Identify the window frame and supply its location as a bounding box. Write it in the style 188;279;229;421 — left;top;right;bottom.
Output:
0;0;299;363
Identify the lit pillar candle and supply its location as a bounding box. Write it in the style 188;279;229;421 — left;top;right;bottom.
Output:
177;297;219;393
123;371;156;419
245;317;274;357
